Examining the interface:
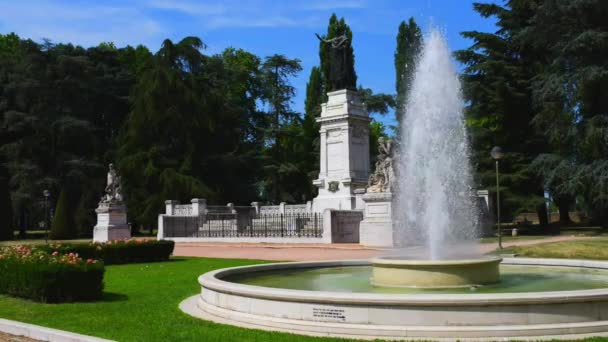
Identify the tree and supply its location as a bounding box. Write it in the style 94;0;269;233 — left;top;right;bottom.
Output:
0;158;13;240
50;188;75;239
117;37;212;227
319;14;357;92
300;66;324;199
394;18;422;125
525;0;608;228
259;54;304;203
455;2;549;226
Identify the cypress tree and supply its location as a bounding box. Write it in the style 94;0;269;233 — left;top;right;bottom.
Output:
319;14;357;92
0;161;13;241
50;188;75;240
394;18;422;125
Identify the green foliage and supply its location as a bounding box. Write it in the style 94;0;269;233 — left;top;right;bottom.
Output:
50;188;75;240
38;239;175;265
455;2;548;222
0;33;141;232
319;14;357;92
395;18;422;124
0;158;12;241
0;245;104;302
523;0;608;227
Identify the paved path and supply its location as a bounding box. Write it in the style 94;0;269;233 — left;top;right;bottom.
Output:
173;235;592;261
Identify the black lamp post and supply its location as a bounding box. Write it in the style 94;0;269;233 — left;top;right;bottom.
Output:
43;189;50;243
491;146;504;249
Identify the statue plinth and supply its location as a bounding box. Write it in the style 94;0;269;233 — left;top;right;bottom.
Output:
312;89;370;212
359;192;394;247
93;202;130;242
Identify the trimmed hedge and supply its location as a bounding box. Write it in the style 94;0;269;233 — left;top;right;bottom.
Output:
0;246;104;303
39;239;175;265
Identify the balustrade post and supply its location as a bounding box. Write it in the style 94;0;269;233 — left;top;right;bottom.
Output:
165;200;178;216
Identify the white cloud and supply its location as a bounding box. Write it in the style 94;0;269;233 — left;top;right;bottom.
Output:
0;1;163;47
147;0;226;15
298;0;367;10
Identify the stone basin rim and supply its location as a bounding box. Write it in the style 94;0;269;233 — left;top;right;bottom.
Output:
371;255;503;266
198;257;608;306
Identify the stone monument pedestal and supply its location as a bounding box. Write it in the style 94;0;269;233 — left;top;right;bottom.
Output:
359;192;394;247
312;89;370;212
93;203;131;242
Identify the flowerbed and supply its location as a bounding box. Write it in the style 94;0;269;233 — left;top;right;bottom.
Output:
0;245;104;303
38;239;175;265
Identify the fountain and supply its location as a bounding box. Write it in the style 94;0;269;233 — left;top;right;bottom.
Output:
181;29;608;339
370;29;502;288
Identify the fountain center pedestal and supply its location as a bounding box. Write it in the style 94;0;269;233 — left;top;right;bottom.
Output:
371;256;502;288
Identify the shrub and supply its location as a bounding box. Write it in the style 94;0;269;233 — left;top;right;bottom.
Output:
39;239;175;265
0;169;13;241
50;188;75;240
0;245;104;303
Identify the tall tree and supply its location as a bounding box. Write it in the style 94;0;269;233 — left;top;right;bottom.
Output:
300;66;324;199
0;157;13;240
394;18;422;125
525;0;608;228
455;2;549;226
117;37;212;227
319;14;357;92
259;54;303;203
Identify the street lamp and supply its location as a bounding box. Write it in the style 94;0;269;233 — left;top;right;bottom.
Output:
43;189;50;243
491;146;504;249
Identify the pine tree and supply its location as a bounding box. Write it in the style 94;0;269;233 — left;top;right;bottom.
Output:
50;188;75;240
394;18;422;125
455;2;549;225
319;14;357;92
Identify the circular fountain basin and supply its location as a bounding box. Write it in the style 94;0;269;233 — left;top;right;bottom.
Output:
182;258;608;340
371;256;502;288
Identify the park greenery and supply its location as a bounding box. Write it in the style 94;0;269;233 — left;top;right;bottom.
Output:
456;0;607;229
0;1;607;240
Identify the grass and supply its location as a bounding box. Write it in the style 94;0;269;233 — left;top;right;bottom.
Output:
498;238;608;260
0;257;352;342
479;235;546;244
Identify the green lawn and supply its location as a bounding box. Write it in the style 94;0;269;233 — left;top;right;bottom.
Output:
479;235;546;244
499;238;608;260
0;257;349;342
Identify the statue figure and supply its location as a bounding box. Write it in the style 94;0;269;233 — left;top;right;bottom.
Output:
315;33;356;91
367;138;395;193
101;163;123;204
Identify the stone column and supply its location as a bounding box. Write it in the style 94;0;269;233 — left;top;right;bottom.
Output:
251;202;261;215
279;202;286;215
165;200;178;216
191;198;206;216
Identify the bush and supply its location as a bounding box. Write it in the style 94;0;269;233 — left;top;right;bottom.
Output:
50;189;76;240
0;245;104;303
39;239;175;265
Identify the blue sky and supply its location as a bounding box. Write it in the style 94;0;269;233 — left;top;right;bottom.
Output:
0;0;499;128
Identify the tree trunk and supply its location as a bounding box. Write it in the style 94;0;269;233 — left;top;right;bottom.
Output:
554;195;573;224
536;202;549;227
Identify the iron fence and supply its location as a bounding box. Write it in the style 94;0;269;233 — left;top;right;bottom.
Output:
163;212;322;238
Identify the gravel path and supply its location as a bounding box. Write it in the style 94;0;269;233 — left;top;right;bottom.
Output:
173;235;592;261
0;332;38;342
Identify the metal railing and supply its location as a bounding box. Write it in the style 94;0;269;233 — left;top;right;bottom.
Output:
163;212;322;238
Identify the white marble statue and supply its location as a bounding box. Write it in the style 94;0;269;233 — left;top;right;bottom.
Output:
101;163;123;203
367;137;395;193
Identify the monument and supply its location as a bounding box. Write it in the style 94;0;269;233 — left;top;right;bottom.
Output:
313;34;370;212
359;138;395;246
93;163;131;242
